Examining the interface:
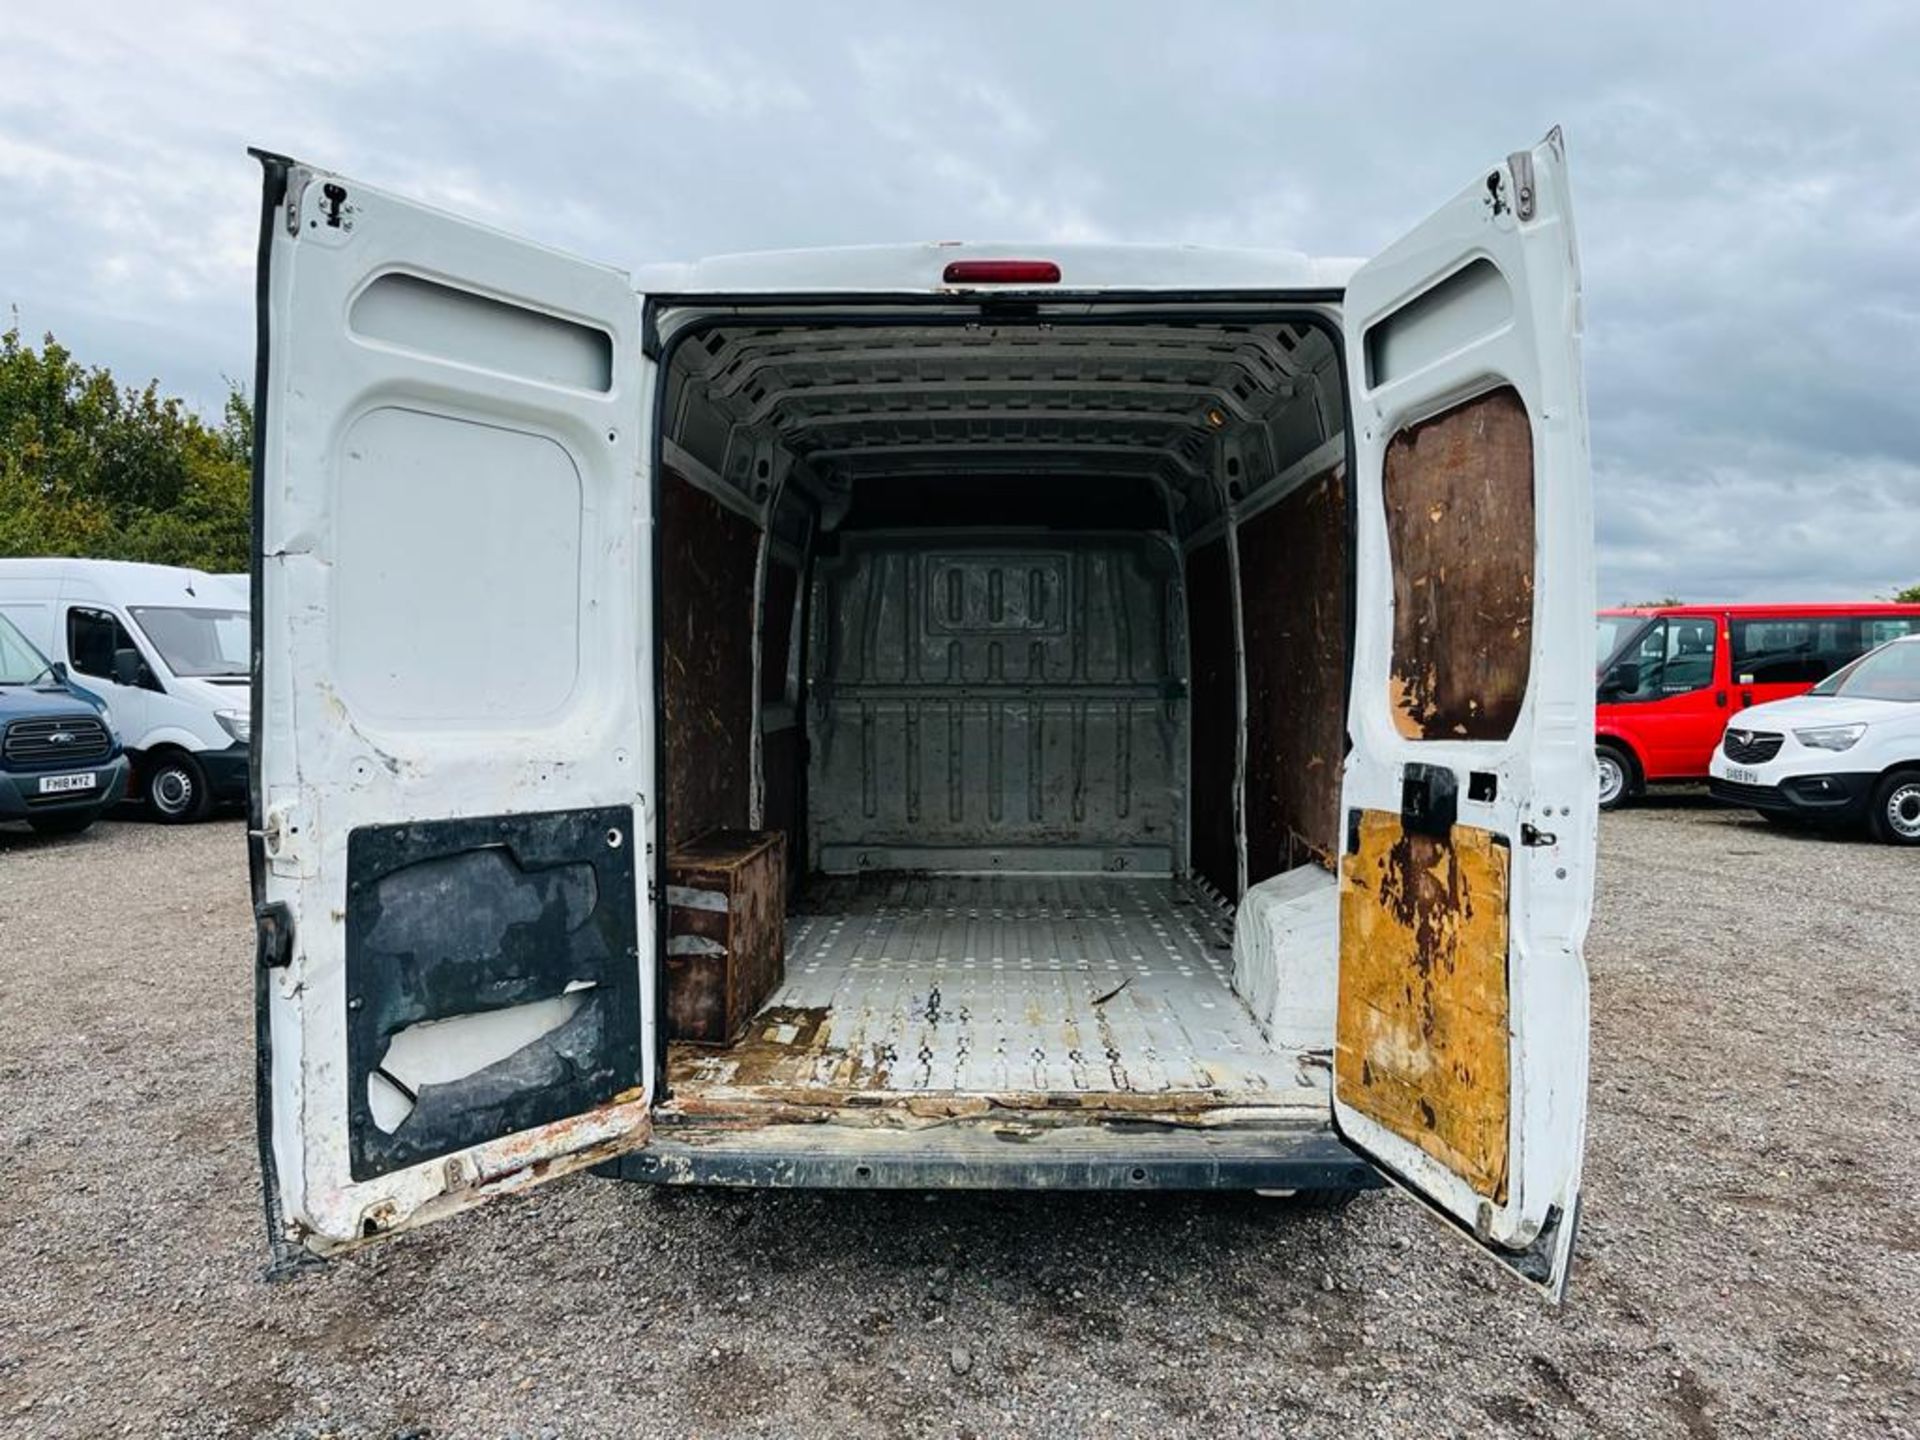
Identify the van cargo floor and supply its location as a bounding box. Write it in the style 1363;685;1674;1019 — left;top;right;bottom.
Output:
667;875;1323;1110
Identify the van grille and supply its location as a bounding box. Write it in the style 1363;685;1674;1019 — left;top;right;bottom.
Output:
3;715;112;767
1722;729;1784;764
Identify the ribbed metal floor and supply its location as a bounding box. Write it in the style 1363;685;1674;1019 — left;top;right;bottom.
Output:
669;875;1322;1107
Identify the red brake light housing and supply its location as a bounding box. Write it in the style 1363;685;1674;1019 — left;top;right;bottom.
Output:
942;259;1062;285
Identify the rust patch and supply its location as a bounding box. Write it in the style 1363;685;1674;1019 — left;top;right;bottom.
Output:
1382;387;1534;740
1240;463;1349;878
1335;809;1510;1202
664;1006;1279;1128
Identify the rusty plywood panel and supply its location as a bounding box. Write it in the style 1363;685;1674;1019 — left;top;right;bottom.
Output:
1241;464;1348;879
661;469;759;847
666;829;786;1046
1335;810;1510;1202
1185;536;1238;898
1382;387;1534;740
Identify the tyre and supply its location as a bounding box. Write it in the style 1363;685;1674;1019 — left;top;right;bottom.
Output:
1595;743;1635;811
145;751;211;824
28;810;98;837
1868;770;1920;846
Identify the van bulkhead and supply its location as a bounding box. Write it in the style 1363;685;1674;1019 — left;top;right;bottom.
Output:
249;130;1597;1299
0;559;251;821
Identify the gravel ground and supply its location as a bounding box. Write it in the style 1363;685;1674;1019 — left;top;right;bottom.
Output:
1;798;1915;1439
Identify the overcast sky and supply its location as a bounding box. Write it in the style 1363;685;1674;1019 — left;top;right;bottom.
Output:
4;1;1916;602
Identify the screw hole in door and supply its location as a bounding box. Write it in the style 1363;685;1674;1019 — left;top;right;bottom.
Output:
606;827;624;849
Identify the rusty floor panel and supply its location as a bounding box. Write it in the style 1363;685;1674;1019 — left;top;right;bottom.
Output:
668;875;1323;1108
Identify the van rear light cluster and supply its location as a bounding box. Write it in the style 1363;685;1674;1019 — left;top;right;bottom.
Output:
942;259;1061;285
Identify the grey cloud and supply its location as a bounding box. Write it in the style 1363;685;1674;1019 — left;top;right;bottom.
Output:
3;0;1916;601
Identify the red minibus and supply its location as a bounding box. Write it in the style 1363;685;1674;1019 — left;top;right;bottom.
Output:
1595;602;1920;808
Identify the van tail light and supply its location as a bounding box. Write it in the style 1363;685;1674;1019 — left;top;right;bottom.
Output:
942;259;1061;285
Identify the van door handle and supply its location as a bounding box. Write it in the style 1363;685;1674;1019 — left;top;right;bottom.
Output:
1741;689;1753;707
1715;690;1728;708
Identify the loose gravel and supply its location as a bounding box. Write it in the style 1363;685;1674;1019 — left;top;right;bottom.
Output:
1;798;1915;1438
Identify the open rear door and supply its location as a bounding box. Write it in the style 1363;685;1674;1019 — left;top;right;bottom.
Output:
1333;130;1595;1297
249;154;655;1258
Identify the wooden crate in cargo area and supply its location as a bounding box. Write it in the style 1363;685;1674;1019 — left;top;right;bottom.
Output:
664;830;786;1046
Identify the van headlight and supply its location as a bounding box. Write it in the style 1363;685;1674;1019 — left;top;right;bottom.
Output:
1793;723;1864;751
216;709;251;744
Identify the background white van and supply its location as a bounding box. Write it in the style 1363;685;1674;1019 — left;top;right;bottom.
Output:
0;559;249;821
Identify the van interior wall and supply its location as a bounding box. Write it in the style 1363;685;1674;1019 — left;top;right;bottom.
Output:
657;312;1351;901
758;552;804;869
1184;535;1239;898
659;468;759;850
1240;462;1349;876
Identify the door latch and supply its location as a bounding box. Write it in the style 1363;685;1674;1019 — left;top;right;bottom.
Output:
258;795;315;876
1520;822;1558;848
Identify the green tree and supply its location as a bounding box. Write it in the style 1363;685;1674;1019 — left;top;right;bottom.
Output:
1891;583;1920;604
0;326;251;573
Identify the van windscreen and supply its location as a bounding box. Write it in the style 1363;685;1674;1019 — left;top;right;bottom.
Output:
1596;613;1647;672
0;612;54;685
129;606;248;678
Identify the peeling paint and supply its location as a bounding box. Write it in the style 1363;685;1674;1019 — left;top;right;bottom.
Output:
1335;810;1510;1202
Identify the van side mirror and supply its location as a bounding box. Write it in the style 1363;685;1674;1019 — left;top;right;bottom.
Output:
1600;659;1639;697
112;647;145;687
50;660;68;682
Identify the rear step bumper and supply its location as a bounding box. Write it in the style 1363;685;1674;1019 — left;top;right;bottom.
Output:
601;1116;1382;1193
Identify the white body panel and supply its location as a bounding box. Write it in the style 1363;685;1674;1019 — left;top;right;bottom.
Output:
1335;131;1595;1293
633;241;1360;296
0;558;248;754
256;163;656;1251
1712;694;1920;778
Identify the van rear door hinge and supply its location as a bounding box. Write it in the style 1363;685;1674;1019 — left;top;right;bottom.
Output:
1506;148;1537;222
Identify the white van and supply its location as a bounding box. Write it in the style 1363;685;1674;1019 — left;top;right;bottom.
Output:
1710;634;1920;844
249;130;1598;1298
0;559;250;821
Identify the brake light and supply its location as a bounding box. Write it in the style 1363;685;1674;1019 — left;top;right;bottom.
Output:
942;259;1062;285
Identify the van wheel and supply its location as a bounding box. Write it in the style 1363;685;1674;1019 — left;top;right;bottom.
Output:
1595;744;1635;811
28;811;97;837
1869;770;1920;846
146;752;210;824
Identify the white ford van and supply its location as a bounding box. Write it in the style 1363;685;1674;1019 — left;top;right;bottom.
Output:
249;129;1597;1298
1710;634;1920;844
0;559;250;821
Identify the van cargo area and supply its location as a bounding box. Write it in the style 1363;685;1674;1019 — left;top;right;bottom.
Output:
631;310;1366;1186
